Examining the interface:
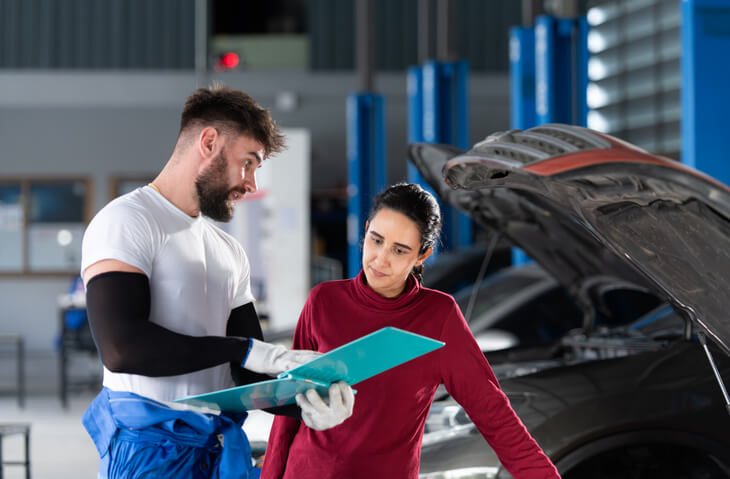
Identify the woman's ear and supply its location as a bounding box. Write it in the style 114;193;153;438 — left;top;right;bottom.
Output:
416;247;433;266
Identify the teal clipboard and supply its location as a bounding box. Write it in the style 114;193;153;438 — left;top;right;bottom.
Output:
175;326;444;412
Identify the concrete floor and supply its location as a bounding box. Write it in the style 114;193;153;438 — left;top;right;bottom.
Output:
0;393;98;479
0;392;275;479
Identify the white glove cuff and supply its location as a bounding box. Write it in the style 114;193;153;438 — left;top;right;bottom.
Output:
240;338;255;368
243;338;288;375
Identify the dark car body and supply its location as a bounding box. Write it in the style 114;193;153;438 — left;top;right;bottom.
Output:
451;262;660;354
410;124;730;478
422;307;730;478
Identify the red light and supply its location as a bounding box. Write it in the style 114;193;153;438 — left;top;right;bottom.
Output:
220;52;239;69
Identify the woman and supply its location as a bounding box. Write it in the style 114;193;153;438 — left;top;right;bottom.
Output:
262;183;560;479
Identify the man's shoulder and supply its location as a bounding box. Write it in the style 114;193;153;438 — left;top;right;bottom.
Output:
99;187;154;215
81;188;161;274
92;189;157;228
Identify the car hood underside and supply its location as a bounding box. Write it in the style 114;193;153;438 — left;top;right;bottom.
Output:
409;125;730;355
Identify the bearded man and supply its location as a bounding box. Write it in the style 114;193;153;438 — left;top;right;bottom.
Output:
80;84;354;479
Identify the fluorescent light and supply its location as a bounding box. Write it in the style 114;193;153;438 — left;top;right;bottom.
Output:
587;111;609;132
587;83;609;109
587;7;607;26
587;31;607;53
588;58;607;80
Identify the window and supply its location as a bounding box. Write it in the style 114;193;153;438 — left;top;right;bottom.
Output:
0;179;90;275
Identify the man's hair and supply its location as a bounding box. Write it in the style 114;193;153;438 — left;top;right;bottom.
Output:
179;83;285;157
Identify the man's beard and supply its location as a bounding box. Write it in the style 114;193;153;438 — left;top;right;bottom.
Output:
195;150;236;222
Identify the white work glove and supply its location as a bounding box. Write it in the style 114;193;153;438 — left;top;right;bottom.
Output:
243;338;322;376
296;381;355;431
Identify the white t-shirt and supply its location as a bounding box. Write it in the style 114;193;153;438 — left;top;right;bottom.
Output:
81;186;254;402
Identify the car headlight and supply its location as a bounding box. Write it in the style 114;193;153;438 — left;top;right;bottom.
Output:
419;466;499;479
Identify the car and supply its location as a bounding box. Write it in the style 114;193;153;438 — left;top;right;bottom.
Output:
452;262;660;353
409;124;730;478
422;305;730;478
422;243;660;355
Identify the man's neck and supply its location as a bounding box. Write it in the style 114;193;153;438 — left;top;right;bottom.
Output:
151;155;201;218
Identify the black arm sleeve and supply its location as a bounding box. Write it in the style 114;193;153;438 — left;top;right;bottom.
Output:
225;302;270;386
85;271;250;376
226;302;302;419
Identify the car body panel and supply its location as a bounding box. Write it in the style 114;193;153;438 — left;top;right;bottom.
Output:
420;341;730;475
410;124;730;477
409;124;730;354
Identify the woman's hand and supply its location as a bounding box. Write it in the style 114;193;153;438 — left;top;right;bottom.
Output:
296;381;355;431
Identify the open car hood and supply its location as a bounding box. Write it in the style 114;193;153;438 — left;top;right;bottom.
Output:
408;124;730;355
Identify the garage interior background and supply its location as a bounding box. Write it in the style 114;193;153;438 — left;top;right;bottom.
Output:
0;0;727;402
0;0;523;371
2;0;730;478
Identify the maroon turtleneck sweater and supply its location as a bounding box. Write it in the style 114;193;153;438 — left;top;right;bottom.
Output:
261;271;559;479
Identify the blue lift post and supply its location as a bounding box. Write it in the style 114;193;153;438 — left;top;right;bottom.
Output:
407;66;427;183
347;93;386;279
407;59;472;256
535;14;589;126
576;16;590;128
510;26;537;132
510;14;588;266
509;26;536;266
681;0;730;185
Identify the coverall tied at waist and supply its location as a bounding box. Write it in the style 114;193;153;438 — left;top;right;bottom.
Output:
83;387;258;479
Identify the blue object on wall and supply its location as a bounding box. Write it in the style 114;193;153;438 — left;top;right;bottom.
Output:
681;0;730;185
407;66;427;186
509;26;537;267
510;15;588;266
510;26;537;131
535;15;589;126
407;60;473;255
576;16;590;128
347;93;387;279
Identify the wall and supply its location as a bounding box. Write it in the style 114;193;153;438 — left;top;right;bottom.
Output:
0;0;195;69
0;69;510;354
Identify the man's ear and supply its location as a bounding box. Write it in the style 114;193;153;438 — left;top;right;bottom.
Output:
416;247;433;266
365;220;369;231
198;127;220;160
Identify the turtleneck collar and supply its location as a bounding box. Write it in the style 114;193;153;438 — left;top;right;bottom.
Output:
352;270;422;311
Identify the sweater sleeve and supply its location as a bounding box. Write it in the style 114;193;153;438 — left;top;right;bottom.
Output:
439;300;560;479
261;293;317;479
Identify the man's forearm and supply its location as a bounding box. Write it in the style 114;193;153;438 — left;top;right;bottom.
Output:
86;271;249;376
